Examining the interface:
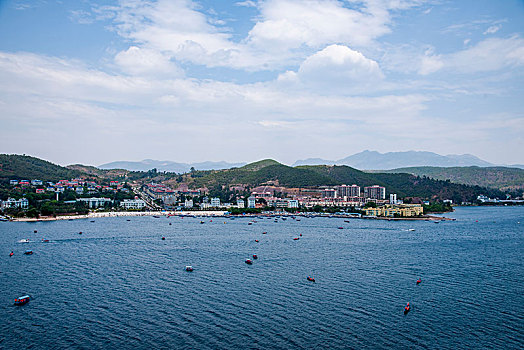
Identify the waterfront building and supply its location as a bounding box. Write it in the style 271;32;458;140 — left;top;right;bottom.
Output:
120;199;146;210
287;200;299;208
390;193;397;204
1;197;29;209
237;199;245;208
247;196;256;208
184;199;194;208
336;185;360;198
210;197;221;207
76;197;113;209
363;204;423;217
364;185;386;200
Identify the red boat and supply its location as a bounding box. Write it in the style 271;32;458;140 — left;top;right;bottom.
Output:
245;259;253;265
255;239;259;242
9;251;14;257
293;237;299;240
404;302;411;314
252;254;258;259
307;276;315;282
416;278;422;285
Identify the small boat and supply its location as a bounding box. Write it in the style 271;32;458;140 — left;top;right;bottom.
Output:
262;232;267;234
127;219;131;221
18;239;30;243
245;259;253;265
14;295;30;305
248;222;252;225
299;234;302;237
416;278;422;285
78;232;83;235
42;239;49;243
307;276;315;282
90;220;95;222
293;237;299;240
408;229;415;231
24;250;33;255
34;230;38;233
338;227;343;230
185;266;193;272
404;302;411;314
153;216;160;218
161;236;165;240
255;239;259;242
344;220;350;223
252;254;258;259
200;221;205;224
9;251;14;257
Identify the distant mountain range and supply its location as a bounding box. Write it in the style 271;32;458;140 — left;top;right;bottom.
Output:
293;150;524;170
98;159;246;173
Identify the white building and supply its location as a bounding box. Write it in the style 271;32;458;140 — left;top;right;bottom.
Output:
237;199;245;208
75;187;84;194
31;179;43;186
390;193;397;204
184;199;194;208
247;196;256;208
120;199;146;210
210;197;221;207
76;197;112;209
287;200;299;208
9;180;18;185
1;197;29;209
364;185;386;200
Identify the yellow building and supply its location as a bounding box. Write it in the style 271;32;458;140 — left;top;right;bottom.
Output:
363;204;423;217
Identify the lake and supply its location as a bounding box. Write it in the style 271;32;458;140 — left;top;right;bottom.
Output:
1;206;523;349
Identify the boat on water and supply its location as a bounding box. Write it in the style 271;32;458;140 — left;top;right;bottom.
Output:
162;236;166;240
262;232;267;234
248;222;252;225
408;229;415;231
185;266;193;272
18;239;30;243
338;227;344;229
252;254;258;259
9;251;14;257
245;259;253;265
307;276;315;282
24;250;33;255
42;239;49;243
404;302;411;314
416;278;422;285
14;295;30;305
153;216;160;218
293;237;300;240
255;239;259;242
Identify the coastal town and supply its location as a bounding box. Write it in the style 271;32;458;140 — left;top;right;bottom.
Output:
1;175;450;220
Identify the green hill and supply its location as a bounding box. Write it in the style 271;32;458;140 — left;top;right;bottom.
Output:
0;154;84;184
191;160;505;202
382;166;524;191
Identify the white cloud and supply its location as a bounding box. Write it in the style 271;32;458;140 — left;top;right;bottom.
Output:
114;46;184;77
278;45;384;91
483;24;501;35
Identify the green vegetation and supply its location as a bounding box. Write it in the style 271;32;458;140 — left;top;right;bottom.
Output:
228;207;263;215
0;154;84;184
383;166;524;191
423;202;453;213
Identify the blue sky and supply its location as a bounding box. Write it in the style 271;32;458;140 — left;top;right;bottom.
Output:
0;0;522;166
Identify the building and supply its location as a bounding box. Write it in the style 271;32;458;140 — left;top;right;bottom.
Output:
247;196;256;208
31;179;43;186
336;185;360;198
184;199;194;208
321;189;337;198
364;185;386;200
76;197;113;209
210;197;221;207
363;204;423;217
36;188;45;194
1;198;29;209
75;187;84;194
390;193;397;204
10;180;18;185
236;199;245;208
287;200;299;208
120;199;146;210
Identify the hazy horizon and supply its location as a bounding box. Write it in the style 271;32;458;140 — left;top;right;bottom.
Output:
1;1;523;166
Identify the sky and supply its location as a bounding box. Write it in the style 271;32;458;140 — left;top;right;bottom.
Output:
0;0;523;166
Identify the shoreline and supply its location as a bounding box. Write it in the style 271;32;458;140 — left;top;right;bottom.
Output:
7;211;453;222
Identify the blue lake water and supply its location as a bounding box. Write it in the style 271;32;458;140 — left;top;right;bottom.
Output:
1;206;523;349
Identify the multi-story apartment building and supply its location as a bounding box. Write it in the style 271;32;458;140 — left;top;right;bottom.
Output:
364;185;386;200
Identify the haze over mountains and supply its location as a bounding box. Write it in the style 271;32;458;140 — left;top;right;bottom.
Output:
293;151;524;170
98;159;246;173
99;151;523;172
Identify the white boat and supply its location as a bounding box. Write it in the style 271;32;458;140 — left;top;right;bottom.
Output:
18;239;30;243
